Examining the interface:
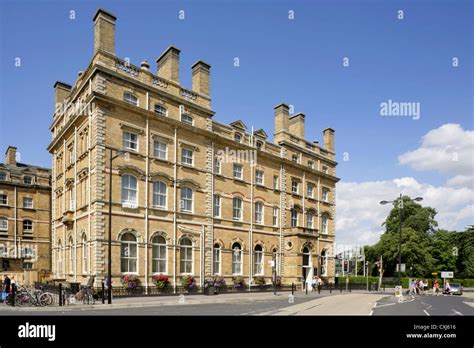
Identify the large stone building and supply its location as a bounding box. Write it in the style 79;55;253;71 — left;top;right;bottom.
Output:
48;9;339;289
0;146;52;282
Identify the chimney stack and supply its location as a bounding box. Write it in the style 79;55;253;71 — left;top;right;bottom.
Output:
274;103;290;143
289;113;305;139
54;81;72;110
191;60;210;96
5;146;17;166
156;46;181;84
93;8;116;55
323;128;335;153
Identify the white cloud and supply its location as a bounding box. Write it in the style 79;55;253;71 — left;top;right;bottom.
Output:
336;177;474;247
336;124;474;248
398;123;474;177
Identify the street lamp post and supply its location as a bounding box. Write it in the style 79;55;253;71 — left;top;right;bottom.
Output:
380;194;423;286
107;148;128;304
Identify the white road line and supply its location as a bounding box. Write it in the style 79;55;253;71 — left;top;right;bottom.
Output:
452;309;463;316
423;309;430;316
369;310;373;316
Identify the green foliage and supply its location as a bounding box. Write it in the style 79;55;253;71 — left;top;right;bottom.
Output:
365;199;473;278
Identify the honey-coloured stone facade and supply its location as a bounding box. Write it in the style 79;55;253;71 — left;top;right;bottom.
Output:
48;9;339;289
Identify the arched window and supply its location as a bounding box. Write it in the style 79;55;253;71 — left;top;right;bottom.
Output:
321;249;328;276
152;235;167;273
57;240;63;277
180;237;193;274
121;232;137;273
307;210;314;229
321;214;329;234
232;197;243;220
23;219;33;235
291;208;298;227
152;181;167;209
180;187;193;212
302;247;310;267
123;92;138;106
122;174;138;207
232;242;242;275
213;243;221;275
254;202;263;224
82;234;87;274
254;245;263;275
234;133;242;143
68;237;74;274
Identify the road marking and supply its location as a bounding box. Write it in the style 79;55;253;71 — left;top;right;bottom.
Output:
423;309;430;316
369;310;373;316
451;309;463;316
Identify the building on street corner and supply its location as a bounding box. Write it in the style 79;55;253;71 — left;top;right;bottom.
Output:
47;8;339;289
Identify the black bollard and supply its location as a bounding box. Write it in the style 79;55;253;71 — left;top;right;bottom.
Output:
102;282;105;304
59;283;62;306
330;282;332;294
349;281;352;292
305;284;308;295
291;283;294;296
340;282;342;293
12;286;15;307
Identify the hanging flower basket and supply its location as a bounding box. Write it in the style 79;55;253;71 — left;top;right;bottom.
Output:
180;275;197;292
152;274;170;289
232;276;245;290
121;275;141;289
213;276;226;288
254;276;266;287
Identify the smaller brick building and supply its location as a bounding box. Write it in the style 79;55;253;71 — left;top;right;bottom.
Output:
0;146;52;283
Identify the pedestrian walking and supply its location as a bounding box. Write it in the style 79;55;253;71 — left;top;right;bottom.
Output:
311;276;317;292
433;279;440;296
317;277;323;293
3;274;11;294
420;279;426;295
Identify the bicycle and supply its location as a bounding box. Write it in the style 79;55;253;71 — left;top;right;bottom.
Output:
82;286;95;305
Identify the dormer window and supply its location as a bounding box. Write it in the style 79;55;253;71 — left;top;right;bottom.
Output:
292;154;299;163
0;172;6;181
123;92;138;106
308;160;313;169
234;133;242;143
23;176;32;185
256;140;263;149
154;104;167;117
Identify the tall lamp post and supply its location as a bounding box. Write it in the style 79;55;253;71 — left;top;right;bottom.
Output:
107;148;128;304
379;194;423;286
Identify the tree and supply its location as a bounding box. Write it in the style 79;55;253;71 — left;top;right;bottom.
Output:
383;196;438;237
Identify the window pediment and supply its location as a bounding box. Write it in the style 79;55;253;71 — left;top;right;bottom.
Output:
118;165;146;179
149;172;174;183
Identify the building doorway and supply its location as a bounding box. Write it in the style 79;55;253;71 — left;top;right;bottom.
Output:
302;247;312;288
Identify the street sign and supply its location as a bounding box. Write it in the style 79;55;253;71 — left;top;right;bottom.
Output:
396;263;406;272
395;285;402;297
441;271;453;278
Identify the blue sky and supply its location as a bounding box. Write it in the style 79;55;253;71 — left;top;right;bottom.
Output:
1;0;472;244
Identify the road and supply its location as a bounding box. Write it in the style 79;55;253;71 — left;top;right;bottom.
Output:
372;294;474;316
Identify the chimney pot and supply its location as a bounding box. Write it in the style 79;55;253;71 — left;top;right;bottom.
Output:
141;60;150;71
